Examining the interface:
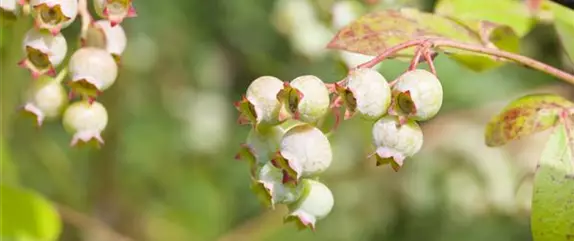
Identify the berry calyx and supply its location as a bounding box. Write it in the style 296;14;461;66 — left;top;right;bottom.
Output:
19;28;67;78
236;119;309;175
30;0;78;35
284;179;334;231
371;115;423;171
390;69;443;122
62;100;108;147
235;76;286;128
68;47;118;99
338;68;391;120
93;0;136;26
273;124;332;183
277;75;330;124
251;162;303;209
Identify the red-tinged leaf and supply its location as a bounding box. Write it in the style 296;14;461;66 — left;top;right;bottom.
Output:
484;94;574;147
327;8;520;71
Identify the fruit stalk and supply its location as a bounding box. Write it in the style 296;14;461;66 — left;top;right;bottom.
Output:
353;38;574;85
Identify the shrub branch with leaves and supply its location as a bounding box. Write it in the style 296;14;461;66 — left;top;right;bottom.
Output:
234;0;574;238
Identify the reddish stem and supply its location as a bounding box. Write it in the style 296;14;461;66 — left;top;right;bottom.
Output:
356;40;424;69
355;38;574;85
423;48;437;75
408;46;423;71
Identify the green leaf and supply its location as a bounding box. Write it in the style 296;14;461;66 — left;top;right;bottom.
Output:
434;0;535;37
550;1;574;63
484;94;574;147
327;8;520;71
440;18;520;71
531;124;574;241
0;184;62;241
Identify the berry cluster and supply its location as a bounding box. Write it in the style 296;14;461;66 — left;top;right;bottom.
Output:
234;68;443;230
2;0;136;147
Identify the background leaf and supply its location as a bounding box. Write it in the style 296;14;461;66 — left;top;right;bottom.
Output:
531;124;574;241
0;184;62;241
484;94;574;147
327;8;520;71
550;1;574;63
434;0;535;37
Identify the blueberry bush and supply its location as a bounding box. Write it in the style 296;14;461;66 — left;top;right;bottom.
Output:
1;0;574;240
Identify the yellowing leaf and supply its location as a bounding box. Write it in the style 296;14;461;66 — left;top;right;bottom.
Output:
531;124;574;241
327;8;520;71
484;94;574;147
0;184;62;241
434;0;535;37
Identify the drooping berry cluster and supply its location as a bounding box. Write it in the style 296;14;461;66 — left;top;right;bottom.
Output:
235;76;335;231
3;0;136;147
337;68;443;171
234;68;443;230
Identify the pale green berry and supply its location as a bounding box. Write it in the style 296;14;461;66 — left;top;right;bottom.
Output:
22;75;68;126
342;68;391;120
274;124;332;181
30;0;78;35
279;75;330;124
251;162;303;209
19;28;67;78
391;69;443;121
285;179;334;231
68;47;118;98
84;20;127;60
93;0;136;26
62;100;108;147
372;116;423;171
236;119;308;175
238;76;285;127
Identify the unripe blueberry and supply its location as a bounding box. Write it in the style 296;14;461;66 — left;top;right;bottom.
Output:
235;76;286;127
30;0;78;35
62;100;108;147
339;68;391;120
285;179;334;231
68;47;118;98
19;28;67;78
251;162;304;209
236;119;308;175
391;69;443;121
93;0;136;26
1;0;19;21
273;124;332;182
371;116;423;171
84;19;127;61
278;75;330;124
22;75;68;126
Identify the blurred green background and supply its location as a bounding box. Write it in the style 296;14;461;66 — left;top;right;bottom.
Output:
1;0;574;240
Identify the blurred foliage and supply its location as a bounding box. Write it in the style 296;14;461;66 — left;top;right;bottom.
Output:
1;0;574;241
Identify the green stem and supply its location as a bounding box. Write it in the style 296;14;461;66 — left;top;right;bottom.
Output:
54;67;68;84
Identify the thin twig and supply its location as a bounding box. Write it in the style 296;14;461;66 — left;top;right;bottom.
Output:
433;39;574;85
55;204;133;241
354;38;574;85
